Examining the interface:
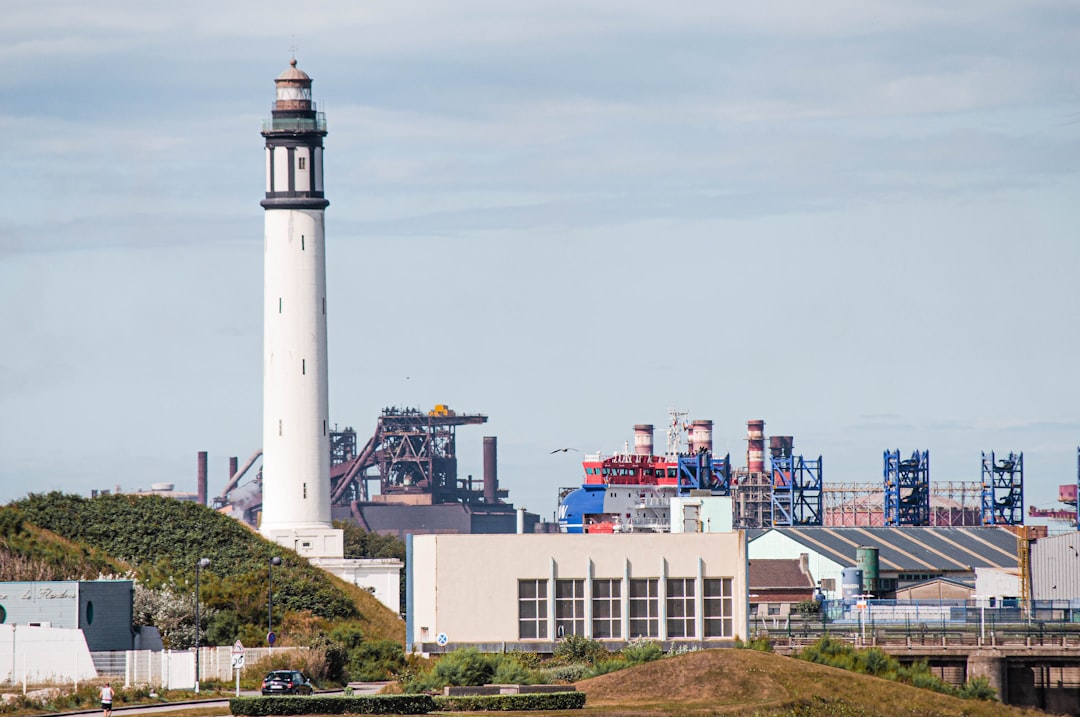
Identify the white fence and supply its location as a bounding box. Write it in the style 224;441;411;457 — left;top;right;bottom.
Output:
92;646;307;689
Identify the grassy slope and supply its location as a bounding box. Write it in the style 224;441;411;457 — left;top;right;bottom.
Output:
576;649;1051;717
7;494;403;643
0;511;131;581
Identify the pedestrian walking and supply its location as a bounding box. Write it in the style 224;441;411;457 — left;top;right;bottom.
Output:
100;682;114;717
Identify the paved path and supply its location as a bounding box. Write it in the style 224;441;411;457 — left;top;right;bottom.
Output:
45;684;389;717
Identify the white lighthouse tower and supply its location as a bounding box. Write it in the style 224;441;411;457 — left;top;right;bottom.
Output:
259;59;343;559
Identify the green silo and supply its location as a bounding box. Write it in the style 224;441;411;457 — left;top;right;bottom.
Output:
856;545;879;596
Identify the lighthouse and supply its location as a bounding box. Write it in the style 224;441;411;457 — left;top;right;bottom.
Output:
259;59;343;559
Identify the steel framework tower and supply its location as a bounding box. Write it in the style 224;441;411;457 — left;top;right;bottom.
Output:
677;452;731;495
884;449;930;526
980;451;1024;525
770;454;823;526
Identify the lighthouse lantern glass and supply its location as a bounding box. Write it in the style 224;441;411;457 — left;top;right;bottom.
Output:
277;85;310;102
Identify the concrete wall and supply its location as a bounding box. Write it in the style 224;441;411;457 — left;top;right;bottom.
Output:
407;532;748;652
0;625;97;683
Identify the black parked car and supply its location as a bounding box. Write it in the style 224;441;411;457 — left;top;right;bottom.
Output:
261;670;315;695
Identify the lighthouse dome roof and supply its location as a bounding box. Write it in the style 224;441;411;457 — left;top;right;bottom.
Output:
276;58;311;83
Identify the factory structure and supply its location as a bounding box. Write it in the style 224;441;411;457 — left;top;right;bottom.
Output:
557;413;1080;533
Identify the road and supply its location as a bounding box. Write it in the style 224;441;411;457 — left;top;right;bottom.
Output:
49;684;388;717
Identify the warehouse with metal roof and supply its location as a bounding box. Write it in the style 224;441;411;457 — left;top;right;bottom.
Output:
749;527;1019;599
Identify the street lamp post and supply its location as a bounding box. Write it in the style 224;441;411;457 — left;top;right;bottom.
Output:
268;556;282;650
195;557;210;693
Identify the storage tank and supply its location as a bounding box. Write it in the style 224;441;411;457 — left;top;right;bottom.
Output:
633;424;655;456
856;546;880;596
689;420;713;454
841;567;864;601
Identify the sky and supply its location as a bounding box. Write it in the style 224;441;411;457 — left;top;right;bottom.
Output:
1;1;1078;528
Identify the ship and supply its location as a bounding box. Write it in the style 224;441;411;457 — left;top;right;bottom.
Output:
557;412;732;533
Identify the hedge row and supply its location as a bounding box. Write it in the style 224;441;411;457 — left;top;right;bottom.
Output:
433;692;587;711
229;696;435;715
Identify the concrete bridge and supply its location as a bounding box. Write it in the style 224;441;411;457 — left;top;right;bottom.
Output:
769;627;1080;715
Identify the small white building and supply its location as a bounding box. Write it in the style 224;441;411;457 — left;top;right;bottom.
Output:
313;558;403;615
406;532;748;654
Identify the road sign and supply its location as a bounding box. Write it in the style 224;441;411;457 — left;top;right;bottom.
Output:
267;631;276;646
232;640;245;654
231;653;246;669
436;633;448;646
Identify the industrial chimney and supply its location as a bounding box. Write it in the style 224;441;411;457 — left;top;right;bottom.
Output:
483;436;498;503
633;424;655;456
747;420;765;472
689;420;713;454
197;451;208;506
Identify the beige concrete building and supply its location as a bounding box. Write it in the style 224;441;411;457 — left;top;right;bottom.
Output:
406;532;748;654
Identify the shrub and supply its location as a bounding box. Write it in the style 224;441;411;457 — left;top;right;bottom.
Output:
348;639;406;682
230;695;435;715
491;659;536;685
552;635;607;665
401;648;497;693
620;639;663;664
956;676;998;701
537;663;591;683
432;692;585;711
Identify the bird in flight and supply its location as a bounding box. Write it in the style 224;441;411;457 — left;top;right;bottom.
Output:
549;447;579;454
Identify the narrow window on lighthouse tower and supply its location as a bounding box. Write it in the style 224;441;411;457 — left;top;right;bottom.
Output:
278;419;283;436
301;234;305;250
322;297;326;315
279;297;283;314
302;359;306;375
323;420;328;436
303;482;308;499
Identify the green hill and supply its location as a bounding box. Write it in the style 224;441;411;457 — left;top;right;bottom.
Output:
576;648;1047;717
0;506;131;581
8;492;403;646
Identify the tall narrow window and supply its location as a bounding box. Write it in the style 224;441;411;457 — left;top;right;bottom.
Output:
301;234;305;250
303;482;307;499
323;420;327;436
278;419;283;436
629;578;659;638
298;156;306;170
322;297;326;315
279;297;282;313
592;579;621;639
704;578;734;638
518;579;548;639
555;579;585;638
302;359;306;375
666;578;696;638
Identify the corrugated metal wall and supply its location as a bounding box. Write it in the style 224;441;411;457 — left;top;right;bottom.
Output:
1031;532;1080;601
